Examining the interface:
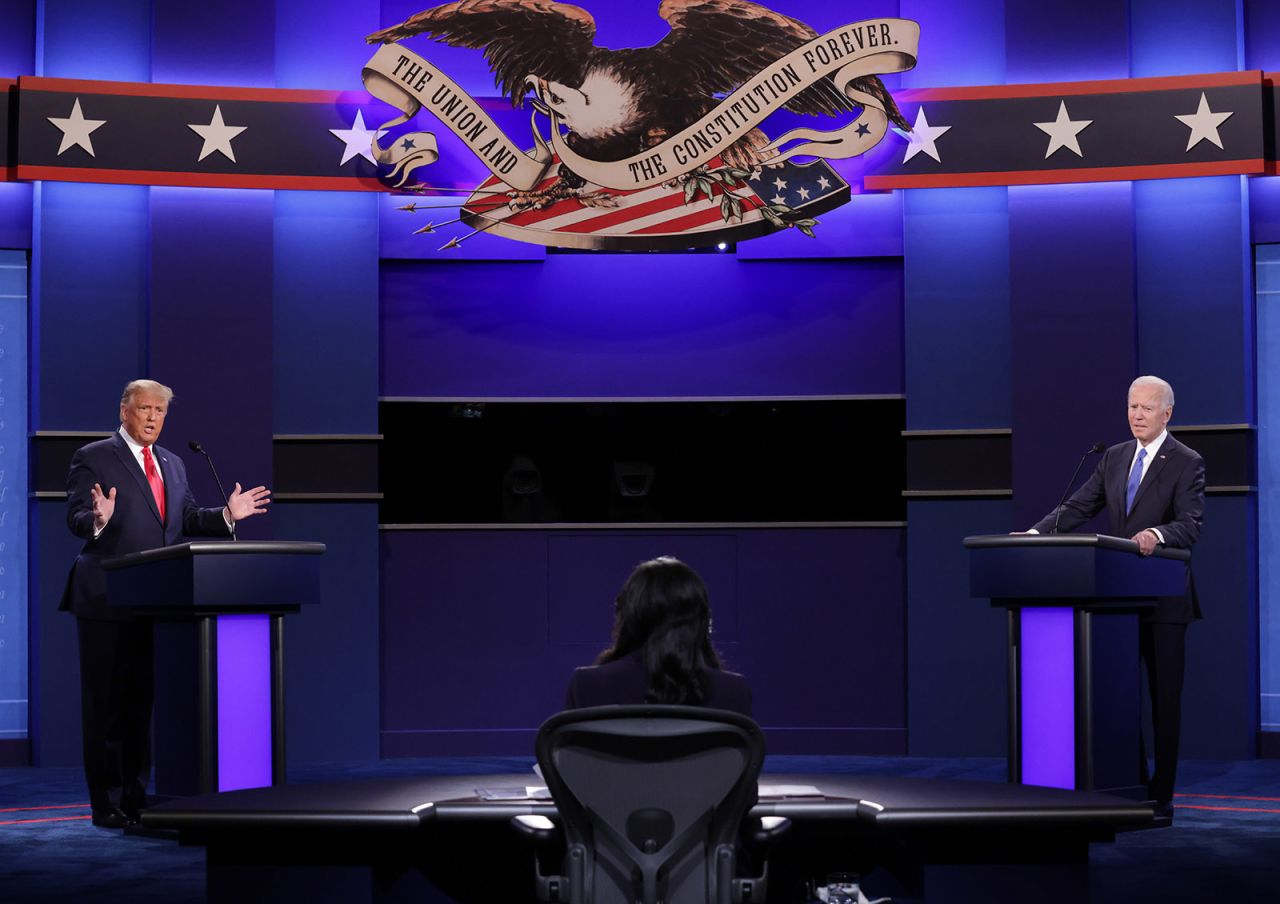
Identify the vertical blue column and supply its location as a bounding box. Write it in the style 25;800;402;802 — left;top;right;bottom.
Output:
271;0;381;764
1130;3;1257;760
0;251;27;760
1256;246;1280;742
903;187;1012;756
899;1;1011;758
29;0;153;766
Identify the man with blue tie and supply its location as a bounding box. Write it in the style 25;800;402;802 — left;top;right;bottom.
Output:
62;380;271;828
1027;375;1205;816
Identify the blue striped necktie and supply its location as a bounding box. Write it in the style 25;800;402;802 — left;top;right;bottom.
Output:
1125;447;1147;515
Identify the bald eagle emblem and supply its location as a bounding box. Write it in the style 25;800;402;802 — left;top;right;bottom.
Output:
363;1;918;250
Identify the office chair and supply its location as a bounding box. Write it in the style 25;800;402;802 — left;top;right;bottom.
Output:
531;705;772;904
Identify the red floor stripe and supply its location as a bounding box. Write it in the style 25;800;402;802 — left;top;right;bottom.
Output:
0;803;91;813
0;814;93;826
1175;792;1280;802
1175;804;1280;814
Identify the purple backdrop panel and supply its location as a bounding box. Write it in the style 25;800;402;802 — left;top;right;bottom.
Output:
152;1;274;87
149;187;275;540
381;528;905;756
1019;607;1075;790
547;534;739;645
1008;182;1135;528
735;529;905;752
216;614;272;792
380;257;903;398
1006;0;1131;83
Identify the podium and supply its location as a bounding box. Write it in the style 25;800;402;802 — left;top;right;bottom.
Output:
963;534;1188;794
104;540;325;797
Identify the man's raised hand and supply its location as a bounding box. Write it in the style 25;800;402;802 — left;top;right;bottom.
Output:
226;482;271;522
91;483;116;530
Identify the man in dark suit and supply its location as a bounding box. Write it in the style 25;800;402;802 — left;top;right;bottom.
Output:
63;379;270;828
1028;375;1205;815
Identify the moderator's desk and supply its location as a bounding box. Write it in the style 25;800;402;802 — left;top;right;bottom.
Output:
145;773;1156;904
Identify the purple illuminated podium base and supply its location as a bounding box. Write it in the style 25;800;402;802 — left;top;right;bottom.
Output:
105;541;324;798
153;614;284;796
1011;607;1140;793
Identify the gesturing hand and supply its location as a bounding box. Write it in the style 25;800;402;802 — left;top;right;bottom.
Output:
225;483;271;522
91;483;117;530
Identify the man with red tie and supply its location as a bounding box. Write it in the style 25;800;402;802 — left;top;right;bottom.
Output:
62;380;270;828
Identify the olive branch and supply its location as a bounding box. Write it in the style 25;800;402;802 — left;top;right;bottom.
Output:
681;166;820;237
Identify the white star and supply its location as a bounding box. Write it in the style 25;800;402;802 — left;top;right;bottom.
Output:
772;177;788;191
1034;101;1092;158
771;193;787;205
47;98;106;157
893;106;951;163
1174;92;1232;151
816;176;831;189
188;105;247;163
329;110;386;165
748;167;763;181
796;186;811;200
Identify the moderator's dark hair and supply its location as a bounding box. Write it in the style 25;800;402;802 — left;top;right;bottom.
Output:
596;556;723;705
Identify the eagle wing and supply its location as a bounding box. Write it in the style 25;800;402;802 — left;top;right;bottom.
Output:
653;0;907;127
366;0;598;102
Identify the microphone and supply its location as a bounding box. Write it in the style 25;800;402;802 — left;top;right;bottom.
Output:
189;440;237;541
1051;442;1106;535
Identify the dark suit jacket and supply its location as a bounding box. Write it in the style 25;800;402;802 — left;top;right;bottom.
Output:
61;432;231;621
1031;434;1205;623
566;653;753;716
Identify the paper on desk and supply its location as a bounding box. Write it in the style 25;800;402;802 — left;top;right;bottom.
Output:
758;784;824;798
475;786;552;801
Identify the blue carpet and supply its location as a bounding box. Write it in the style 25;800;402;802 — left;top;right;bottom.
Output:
2;757;1278;902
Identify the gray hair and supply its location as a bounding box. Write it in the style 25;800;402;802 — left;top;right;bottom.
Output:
120;379;174;408
1130;375;1174;409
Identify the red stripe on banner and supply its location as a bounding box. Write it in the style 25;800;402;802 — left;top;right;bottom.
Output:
1175;792;1280;802
0;803;90;813
0;78;16;89
629;195;762;236
15;165;385;191
864;159;1267;190
895;70;1263;102
1175;804;1280;814
553;189;704;234
18;75;369;106
578;180;757;234
0;815;93;826
508;181;658;228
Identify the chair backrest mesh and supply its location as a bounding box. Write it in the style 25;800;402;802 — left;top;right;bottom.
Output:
536;706;764;904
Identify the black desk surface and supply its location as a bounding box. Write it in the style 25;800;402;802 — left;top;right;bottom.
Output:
144;772;1154;835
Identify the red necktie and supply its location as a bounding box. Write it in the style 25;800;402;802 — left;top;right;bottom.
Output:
142;446;167;522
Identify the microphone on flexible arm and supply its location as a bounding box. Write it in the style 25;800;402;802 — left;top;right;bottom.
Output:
188;440;237;542
1051;442;1106;535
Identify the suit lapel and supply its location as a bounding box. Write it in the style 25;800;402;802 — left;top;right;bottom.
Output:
1107;440;1137;521
112;434;163;525
154;447;176;530
1127;436;1176;521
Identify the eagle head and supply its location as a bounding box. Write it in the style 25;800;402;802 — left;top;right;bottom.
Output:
535;66;640;142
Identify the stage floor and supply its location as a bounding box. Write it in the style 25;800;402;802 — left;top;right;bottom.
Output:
3;755;1279;903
